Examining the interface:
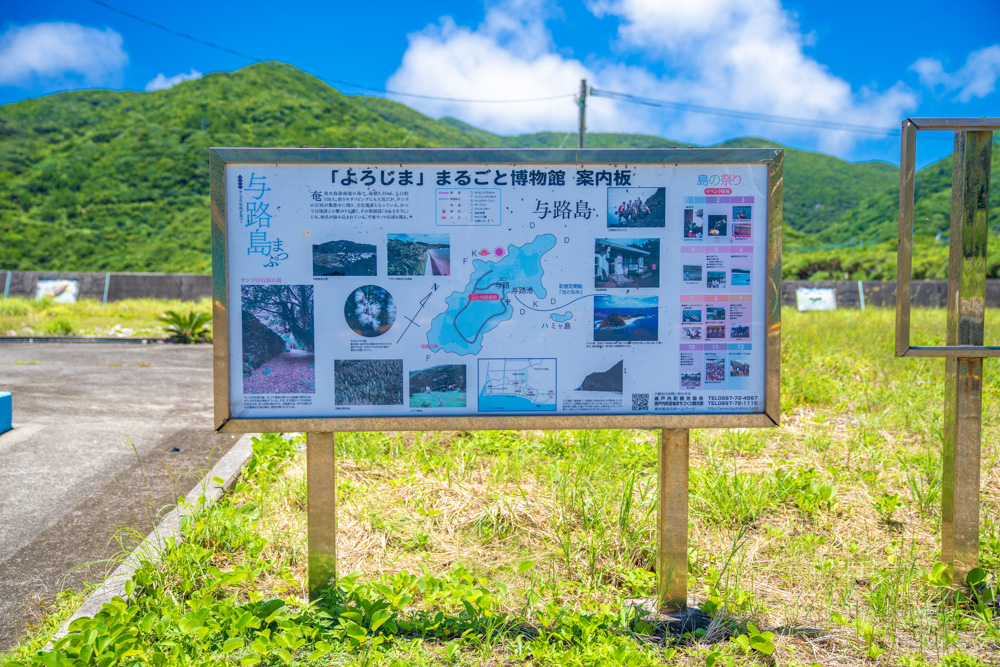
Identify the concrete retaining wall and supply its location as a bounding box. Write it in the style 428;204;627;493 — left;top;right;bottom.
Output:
1;270;212;303
782;280;1000;308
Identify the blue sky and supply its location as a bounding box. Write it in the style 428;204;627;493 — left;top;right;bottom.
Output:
1;0;998;167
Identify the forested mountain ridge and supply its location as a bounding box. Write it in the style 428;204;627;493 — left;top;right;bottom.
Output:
1;61;994;277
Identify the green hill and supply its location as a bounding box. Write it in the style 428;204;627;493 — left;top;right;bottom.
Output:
0;60;992;277
783;137;1000;280
0;62;485;272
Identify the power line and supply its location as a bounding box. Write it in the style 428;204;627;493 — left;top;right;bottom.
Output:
84;0;951;140
86;0;263;63
84;0;574;104
591;87;913;138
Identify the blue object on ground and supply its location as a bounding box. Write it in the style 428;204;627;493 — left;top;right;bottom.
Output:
0;391;10;434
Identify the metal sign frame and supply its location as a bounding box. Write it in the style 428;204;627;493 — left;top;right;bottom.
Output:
895;117;1000;358
895;117;997;584
210;148;783;434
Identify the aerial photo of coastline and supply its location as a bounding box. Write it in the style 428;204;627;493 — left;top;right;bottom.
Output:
593;295;658;342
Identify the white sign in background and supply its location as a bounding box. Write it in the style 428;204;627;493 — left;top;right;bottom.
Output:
227;163;768;419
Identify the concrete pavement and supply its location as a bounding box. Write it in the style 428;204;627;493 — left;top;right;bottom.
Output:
0;343;240;651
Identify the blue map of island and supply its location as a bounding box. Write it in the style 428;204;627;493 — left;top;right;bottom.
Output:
427;234;557;355
550;311;573;323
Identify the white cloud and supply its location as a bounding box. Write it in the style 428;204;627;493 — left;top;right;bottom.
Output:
387;5;604;135
588;0;917;153
0;22;128;87
145;69;203;92
387;0;918;156
912;45;1000;102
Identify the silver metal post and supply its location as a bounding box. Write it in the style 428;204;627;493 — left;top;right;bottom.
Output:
103;272;111;306
307;432;338;601
942;130;992;582
578;79;587;150
658;428;688;612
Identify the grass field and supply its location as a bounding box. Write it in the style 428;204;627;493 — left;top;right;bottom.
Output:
0;297;212;338
3;307;1000;666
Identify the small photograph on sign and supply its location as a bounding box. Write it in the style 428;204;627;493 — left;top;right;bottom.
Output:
594;238;660;288
731;268;751;286
241;285;315;395
35;279;79;303
335;359;403;405
344;285;397;337
681;307;702;323
705;355;726;384
681;372;701;388
707;271;727;289
706;306;726;321
607;187;665;228
729;355;752;390
575;360;623;393
733;222;752;239
733;205;752;222
706;325;726;339
682;264;702;282
731;324;750;339
683;207;704;239
313;239;377;276
593;295;658;342
681;327;702;341
708;214;728;237
409;364;467;408
388;233;450;276
562;360;625;411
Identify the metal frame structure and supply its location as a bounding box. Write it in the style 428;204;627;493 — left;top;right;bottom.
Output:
210;147;784;611
896;118;1000;358
895;118;997;583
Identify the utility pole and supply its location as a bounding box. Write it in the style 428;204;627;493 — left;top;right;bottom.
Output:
578;79;587;149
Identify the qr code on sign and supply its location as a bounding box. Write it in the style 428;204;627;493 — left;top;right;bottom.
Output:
632;393;649;411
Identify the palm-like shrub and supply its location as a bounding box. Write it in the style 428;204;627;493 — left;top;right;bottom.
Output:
158;310;212;343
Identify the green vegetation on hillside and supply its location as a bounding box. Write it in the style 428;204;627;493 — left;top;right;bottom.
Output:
1;60;996;276
815;142;1000;246
0;63;484;272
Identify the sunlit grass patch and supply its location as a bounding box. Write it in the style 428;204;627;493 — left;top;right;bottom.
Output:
0;296;212;338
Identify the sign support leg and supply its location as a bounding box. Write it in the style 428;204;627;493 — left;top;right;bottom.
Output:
657;428;688;613
307;432;337;601
942;129;992;583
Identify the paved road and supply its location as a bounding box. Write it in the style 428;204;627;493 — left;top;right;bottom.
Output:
0;343;240;650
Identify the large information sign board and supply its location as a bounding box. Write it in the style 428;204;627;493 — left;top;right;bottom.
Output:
211;149;781;432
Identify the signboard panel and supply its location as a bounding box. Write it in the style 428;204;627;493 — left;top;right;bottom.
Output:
211;149;781;431
796;287;837;311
